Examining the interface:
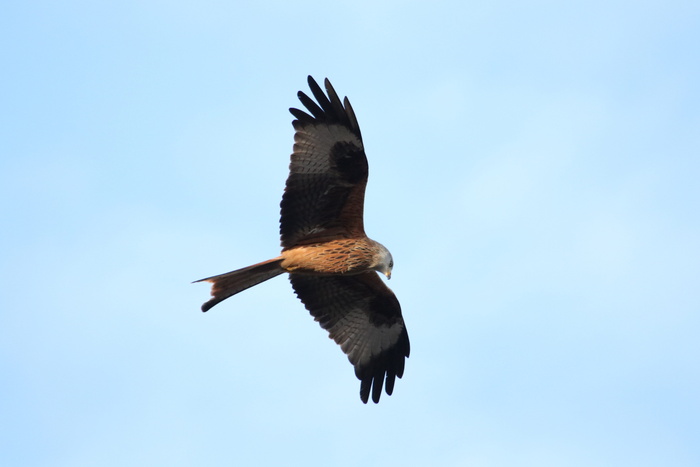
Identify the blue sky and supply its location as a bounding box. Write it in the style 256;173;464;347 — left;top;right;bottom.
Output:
1;1;699;466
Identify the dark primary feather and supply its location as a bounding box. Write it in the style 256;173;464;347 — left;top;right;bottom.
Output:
280;77;369;248
289;272;410;403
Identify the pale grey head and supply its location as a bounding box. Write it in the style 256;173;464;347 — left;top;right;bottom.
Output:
371;241;394;279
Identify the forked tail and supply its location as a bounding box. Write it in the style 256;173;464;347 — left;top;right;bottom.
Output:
195;257;285;312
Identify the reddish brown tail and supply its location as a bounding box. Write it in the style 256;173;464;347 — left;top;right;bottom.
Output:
195;257;285;312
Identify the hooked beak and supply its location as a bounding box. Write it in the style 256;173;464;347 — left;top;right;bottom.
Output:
384;270;392;280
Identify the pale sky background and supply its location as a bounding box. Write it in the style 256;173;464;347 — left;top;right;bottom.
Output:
2;1;699;466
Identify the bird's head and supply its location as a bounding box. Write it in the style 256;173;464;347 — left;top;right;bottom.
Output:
373;241;394;280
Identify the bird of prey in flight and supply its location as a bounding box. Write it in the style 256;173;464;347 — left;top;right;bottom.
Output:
196;76;409;404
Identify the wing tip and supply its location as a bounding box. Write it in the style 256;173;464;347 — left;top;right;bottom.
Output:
292;75;362;139
358;372;398;404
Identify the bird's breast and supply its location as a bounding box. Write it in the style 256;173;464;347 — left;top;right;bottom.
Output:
280;239;377;275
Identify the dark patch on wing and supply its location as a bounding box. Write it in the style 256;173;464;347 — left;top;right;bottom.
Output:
289;272;410;403
330;141;368;185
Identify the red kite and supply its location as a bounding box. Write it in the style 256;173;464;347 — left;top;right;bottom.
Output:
196;76;409;404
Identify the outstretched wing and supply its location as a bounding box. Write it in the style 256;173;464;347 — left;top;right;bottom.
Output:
281;76;368;249
289;272;410;403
